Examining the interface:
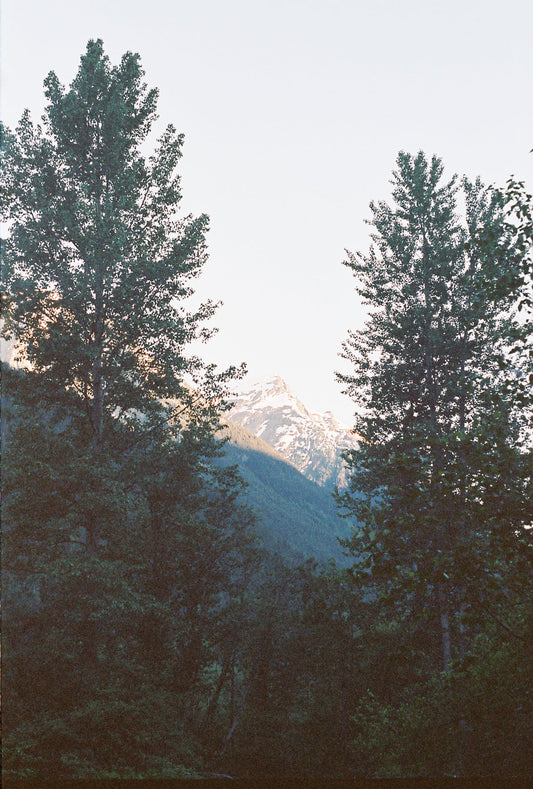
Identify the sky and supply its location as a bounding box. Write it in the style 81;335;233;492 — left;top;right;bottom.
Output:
2;0;532;424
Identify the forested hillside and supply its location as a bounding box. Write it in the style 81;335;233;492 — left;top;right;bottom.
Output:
1;40;532;782
221;418;352;562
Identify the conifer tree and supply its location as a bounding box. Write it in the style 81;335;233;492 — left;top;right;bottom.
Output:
1;38;246;559
1;40;253;780
1;39;242;442
337;152;532;677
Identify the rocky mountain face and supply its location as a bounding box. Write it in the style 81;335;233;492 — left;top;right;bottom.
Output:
227;376;357;489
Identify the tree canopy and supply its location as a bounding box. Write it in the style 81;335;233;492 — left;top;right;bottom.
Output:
337;150;533;775
1;39;258;780
2;42;532;780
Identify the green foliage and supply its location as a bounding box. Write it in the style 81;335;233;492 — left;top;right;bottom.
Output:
222;432;352;563
0;40;255;780
337;150;533;776
338;150;532;639
2;42;531;781
1;39;243;447
496;175;533;413
350;629;532;778
221;559;363;780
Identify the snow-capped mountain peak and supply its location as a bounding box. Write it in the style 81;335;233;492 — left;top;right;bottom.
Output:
228;377;357;488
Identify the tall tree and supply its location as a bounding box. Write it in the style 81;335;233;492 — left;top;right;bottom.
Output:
1;40;253;780
337;152;532;741
493;170;533;416
1;38;246;562
1;39;241;443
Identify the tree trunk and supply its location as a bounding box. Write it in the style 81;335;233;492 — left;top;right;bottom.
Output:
218;676;252;758
199;650;234;736
218;626;272;757
438;581;452;673
91;261;105;453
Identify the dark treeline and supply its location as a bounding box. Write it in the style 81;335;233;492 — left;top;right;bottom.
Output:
1;41;532;781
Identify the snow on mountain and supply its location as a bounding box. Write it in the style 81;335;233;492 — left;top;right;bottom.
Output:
228;376;357;489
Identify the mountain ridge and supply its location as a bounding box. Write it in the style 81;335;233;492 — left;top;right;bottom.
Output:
219;416;352;564
227;376;357;489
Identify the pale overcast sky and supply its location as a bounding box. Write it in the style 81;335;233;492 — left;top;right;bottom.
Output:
2;0;532;424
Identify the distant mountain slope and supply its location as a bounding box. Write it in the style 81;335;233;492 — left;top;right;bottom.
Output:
228;376;357;489
219;419;352;564
2;354;352;564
